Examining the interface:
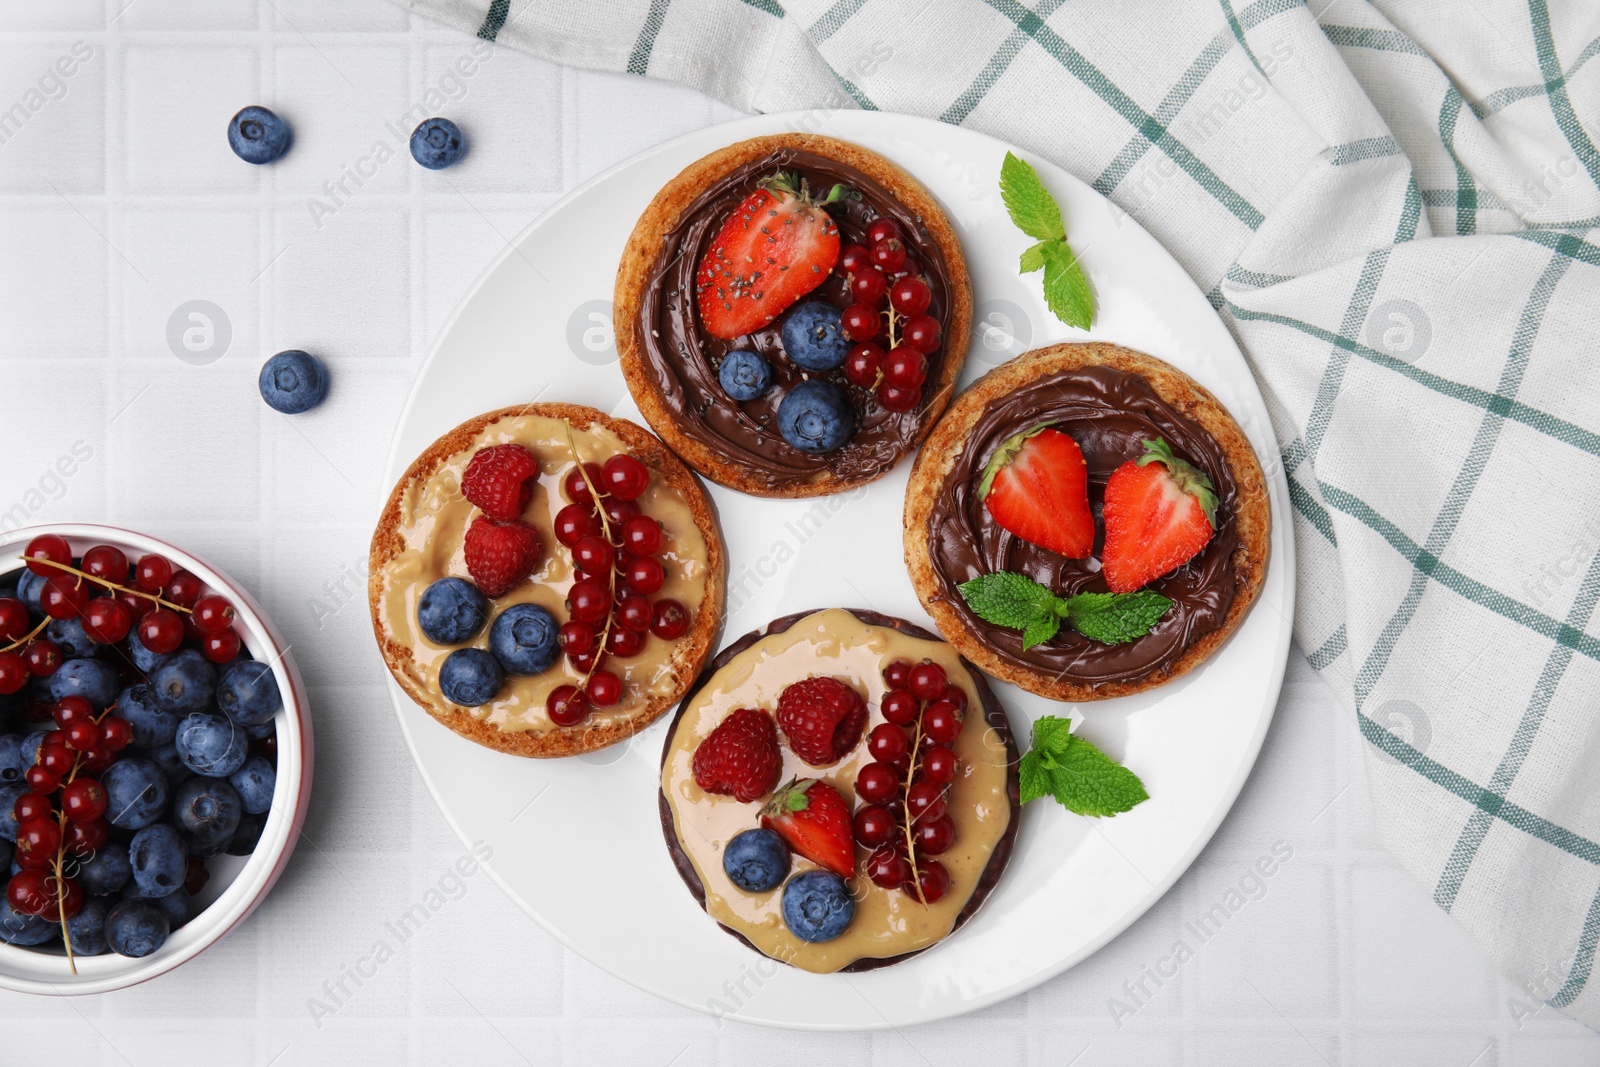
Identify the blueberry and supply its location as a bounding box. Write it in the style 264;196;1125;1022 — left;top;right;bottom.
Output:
127;628;169;673
780;869;856;942
244;719;275;741
718;350;772;401
106;897;169;957
776;380;853;453
781;300;850;371
16;569;45;616
119;683;178;749
143;742;194;787
47;617;99;657
417;577;488;646
66;895;112;956
438;648;502;706
229;755;275;814
174;712;248;778
227;105;291;165
130;883;190;929
409;117;466;169
172;777;241;846
0;896;57;946
128;824;186;898
50;657;121;709
149;649;218;715
258;350;330;415
488;604;559;675
102;758;170;829
78;841;132;896
722;828;790;892
0;783;23;840
216;659;282;727
0;733;24;786
21;729;49;768
226;810;266;856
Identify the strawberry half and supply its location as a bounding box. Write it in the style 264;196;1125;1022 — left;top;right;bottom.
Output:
695;171;847;340
1101;438;1218;593
760;778;855;880
979;424;1095;558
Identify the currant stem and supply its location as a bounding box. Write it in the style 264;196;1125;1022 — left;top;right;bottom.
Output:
0;616;50;654
17;556;193;614
50;702;112;974
901;698;929;906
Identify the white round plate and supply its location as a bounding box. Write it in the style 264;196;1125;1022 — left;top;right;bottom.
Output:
379;111;1294;1029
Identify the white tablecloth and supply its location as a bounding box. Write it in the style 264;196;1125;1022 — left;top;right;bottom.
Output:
0;2;1596;1062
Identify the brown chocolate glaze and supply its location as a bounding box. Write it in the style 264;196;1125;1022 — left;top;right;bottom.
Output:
927;366;1241;686
637;149;953;489
657;608;1021;973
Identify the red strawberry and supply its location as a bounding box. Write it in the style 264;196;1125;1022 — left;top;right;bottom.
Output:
761;778;855;879
462;515;541;597
979;424;1094;558
695;171;847;339
461;443;540;522
1101;438;1217;593
775;677;867;766
692;708;782;803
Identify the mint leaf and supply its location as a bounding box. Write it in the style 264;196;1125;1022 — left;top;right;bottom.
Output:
1018;749;1052;804
1020;614;1061;650
999;152;1065;241
1040;241;1095;331
1019;240;1049;274
1021;716;1148;817
958;572;1059;632
1029;714;1073;754
1061;590;1172;645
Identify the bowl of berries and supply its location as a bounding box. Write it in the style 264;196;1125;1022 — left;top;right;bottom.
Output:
0;524;311;994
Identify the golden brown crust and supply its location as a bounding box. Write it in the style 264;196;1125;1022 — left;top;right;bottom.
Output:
368;402;726;757
614;133;973;499
904;343;1271;701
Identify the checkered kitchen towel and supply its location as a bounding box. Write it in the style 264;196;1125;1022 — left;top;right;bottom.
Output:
388;0;1600;1026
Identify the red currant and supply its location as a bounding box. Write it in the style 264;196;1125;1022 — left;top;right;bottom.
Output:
567;580;612;625
585;670;622;708
13;791;52;823
13;817;60;869
41;574;89;620
876;381;921;412
547;685;588;726
6;869;51;915
866;218;901;246
915;814;956;855
562;462;605;505
0;652;26;696
650;599;690;640
906;780;947;823
558;621;596;657
202;629;242;664
908;662;948;701
883;660;913;690
35;876;82;922
23;640;61;678
81;746;117;773
870;237;907;273
82;545;130;583
866;847;912;890
923;703;962;745
184;856;211;896
889;276;931;316
841;302;881;342
620;516;663;557
937;684;968;714
82;597;132;644
903;314;941;354
53;696;92;728
914;859;951;903
192;594;236;634
65;719;99;751
0;598;28;642
920;745;958;786
164;571;202;609
24;765;58;793
880;690;919;727
853;804;896;848
617;595;653;633
40;744;74;777
119;590;156;623
839;243;872;273
882;345;927;389
572;536;615;576
601;497;638;527
867;722;909;765
138;609;185;655
605;625;646;658
851;267;888;306
134;553;173;593
554;503;600;548
60;778;107;821
854;761;900;804
624;556;665;595
566;648;600;673
99;716;133;751
23;534;71;577
844;342;885;388
65;817;109;856
601;455;650;502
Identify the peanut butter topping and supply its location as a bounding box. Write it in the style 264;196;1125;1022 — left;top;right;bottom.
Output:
377;414;711;734
661;609;1011;973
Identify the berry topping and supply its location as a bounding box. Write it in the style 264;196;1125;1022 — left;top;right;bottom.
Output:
461;443;541;522
1101;438;1218;593
839;243;872;273
584;670;622;708
438;647;503;706
908;662;948;701
718;349;772;401
854;760;899;804
228;105;291;164
723;827;790;893
692;708;782;804
902;314;941;354
781;869;856;942
843;342;885;389
650;599;690;640
776;380;853;454
601;454;650;502
775;677;868;767
840;302;880;342
620;516;664;557
462;516;541;598
889;276;931;316
696;171;847;339
852;804;896;848
781;300;851;372
546;685;588;726
488;603;560;675
979;424;1095;559
553;503;600;547
760;777;855;880
866;218;900;245
417;577;489;645
410;116;466;170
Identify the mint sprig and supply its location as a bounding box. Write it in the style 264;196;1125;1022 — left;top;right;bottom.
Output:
1019;715;1149;816
1000;152;1095;331
958;571;1170;648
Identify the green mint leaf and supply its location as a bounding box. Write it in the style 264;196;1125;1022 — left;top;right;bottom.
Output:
1019;240;1049;274
958;572;1061;632
1018;749;1051;805
1062;590;1172;645
1020;614;1061;650
1029;714;1073;756
1047;734;1150;817
1040;241;1095;331
999;152;1065;242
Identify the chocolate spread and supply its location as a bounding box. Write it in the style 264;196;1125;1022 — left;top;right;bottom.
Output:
636;148;953;489
926;365;1241;685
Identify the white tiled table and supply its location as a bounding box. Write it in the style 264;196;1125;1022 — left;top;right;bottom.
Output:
0;3;1596;1063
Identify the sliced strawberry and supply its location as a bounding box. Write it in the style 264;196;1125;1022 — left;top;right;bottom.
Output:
1101;438;1218;593
760;778;855;880
695;172;847;339
979;424;1094;558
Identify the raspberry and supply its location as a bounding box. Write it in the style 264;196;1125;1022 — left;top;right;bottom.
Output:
461;444;541;522
463;516;541;597
692;708;782;803
776;677;867;766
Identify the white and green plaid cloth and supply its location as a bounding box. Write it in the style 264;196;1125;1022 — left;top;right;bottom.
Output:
388;0;1600;1027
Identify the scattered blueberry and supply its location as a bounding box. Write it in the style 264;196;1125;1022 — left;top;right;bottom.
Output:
488;604;559;675
106;898;170;957
149;649;218;715
227;105;291;165
780;869;856;942
718;350;772;401
128;628;169;673
50;657;121;709
417;577;488;646
143;742;195;787
723;828;790;893
171;777;242;847
47;617;99;658
410;117;466;169
66;895;112;956
0;896;56;946
777;380;853;453
78;841;132;896
226;811;267;856
102;758;170;829
119;683;178;749
128;824;186;898
0;783;24;840
438;648;502;706
216;659;281;727
0;733;24;785
258;350;330;414
174;712;249;778
781;300;850;371
228;755;275;814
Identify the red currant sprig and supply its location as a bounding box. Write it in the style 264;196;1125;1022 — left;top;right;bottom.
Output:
837;217;942;413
